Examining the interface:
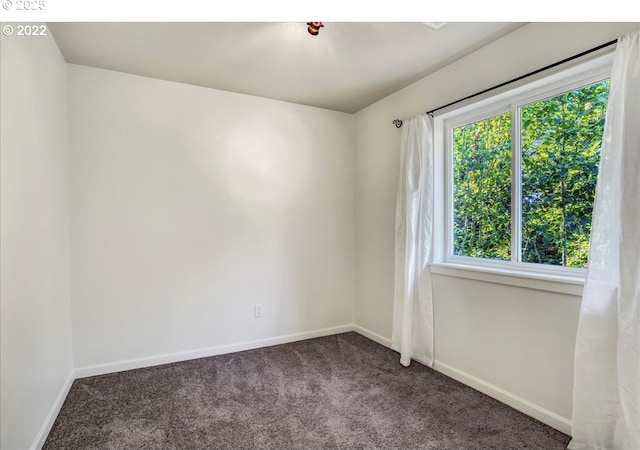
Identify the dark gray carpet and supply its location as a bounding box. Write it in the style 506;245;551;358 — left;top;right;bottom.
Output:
44;332;570;449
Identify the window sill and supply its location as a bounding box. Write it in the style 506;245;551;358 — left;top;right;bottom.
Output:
429;262;585;296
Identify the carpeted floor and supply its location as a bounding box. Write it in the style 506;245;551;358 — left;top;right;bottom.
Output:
44;332;570;449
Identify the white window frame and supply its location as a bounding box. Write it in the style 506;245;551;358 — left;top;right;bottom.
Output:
437;52;613;280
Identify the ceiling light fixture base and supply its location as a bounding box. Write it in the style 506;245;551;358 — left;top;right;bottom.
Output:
307;22;324;36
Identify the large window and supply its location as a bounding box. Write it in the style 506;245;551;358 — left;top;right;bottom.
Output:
445;60;610;275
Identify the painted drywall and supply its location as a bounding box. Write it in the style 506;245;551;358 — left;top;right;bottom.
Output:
68;65;355;368
0;31;74;449
354;22;640;427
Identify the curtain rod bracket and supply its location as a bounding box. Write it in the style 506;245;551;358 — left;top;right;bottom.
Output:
392;38;617;127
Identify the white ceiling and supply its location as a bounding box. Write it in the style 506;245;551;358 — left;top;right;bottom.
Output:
48;22;525;113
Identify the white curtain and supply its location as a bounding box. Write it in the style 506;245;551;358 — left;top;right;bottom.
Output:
391;114;435;368
569;30;640;450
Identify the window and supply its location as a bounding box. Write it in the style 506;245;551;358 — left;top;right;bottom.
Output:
443;57;611;275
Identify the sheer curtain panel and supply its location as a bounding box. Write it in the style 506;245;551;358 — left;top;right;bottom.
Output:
569;30;640;450
392;114;435;367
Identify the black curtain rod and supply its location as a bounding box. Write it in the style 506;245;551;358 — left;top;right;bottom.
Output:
392;38;617;128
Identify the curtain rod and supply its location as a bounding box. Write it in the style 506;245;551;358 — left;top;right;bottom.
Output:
392;38;617;128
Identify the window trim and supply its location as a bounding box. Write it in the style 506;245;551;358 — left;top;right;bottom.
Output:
438;51;613;279
429;262;584;296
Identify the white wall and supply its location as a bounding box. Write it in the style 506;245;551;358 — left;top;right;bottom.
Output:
3;22;635;448
354;22;640;432
0;31;74;449
68;65;355;369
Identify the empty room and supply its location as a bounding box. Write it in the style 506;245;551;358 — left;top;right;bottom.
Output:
1;8;639;450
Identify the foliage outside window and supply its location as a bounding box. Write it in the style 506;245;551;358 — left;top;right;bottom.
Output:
451;79;609;270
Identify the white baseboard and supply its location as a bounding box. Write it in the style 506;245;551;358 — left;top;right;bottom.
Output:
74;324;354;379
32;325;355;448
432;360;572;435
352;324;392;348
30;370;75;450
33;324;572;450
352;324;572;436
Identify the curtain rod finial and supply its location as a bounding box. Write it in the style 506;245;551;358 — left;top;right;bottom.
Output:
393;119;403;128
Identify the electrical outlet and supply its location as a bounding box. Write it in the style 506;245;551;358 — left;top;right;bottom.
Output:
255;304;263;318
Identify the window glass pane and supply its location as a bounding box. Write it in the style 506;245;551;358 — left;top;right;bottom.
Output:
521;80;608;267
453;111;511;260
